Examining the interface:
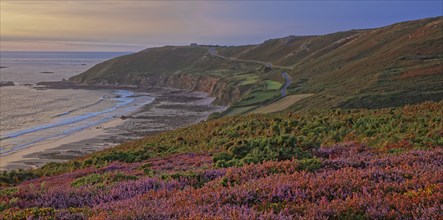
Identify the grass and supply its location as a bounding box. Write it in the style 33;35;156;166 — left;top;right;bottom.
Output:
237;75;259;86
251;94;314;114
224;106;258;116
235;91;279;106
69;17;442;111
264;80;282;90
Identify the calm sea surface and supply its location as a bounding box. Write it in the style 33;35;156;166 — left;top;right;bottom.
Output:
0;51;153;155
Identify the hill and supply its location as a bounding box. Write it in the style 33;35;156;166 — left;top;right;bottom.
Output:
70;16;443;113
1;17;441;219
1;101;442;218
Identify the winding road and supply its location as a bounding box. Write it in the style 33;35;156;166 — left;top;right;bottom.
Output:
280;72;292;97
208;47;288;70
208;47;292;97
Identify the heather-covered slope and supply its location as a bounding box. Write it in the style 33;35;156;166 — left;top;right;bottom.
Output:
2;145;442;219
70;16;443;111
1;101;442;219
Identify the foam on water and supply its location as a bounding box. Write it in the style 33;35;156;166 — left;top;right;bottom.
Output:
0;90;154;156
1;90;133;140
0;52;156;158
53;96;105;118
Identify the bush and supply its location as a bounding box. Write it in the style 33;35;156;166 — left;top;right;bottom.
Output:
214;135;314;167
0;170;38;186
71;173;106;188
208;112;222;120
298;158;322;172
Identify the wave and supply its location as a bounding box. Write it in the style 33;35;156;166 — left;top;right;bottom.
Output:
53;96;105;118
1;90;155;156
0;116;112;156
1;90;134;140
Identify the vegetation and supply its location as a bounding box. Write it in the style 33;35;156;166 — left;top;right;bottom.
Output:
70;17;442;112
1;16;442;219
0;101;442;218
0;145;441;219
264;80;282;90
252;94;313;114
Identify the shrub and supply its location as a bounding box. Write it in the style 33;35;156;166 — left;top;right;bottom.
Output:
71;173;107;188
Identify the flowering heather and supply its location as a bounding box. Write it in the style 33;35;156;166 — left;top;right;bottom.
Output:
0;101;442;219
1;145;442;219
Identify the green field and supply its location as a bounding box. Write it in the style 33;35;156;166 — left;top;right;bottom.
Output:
264;80;282;90
235;90;279;106
237;75;259;86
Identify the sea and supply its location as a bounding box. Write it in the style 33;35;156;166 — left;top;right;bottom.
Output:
0;51;154;156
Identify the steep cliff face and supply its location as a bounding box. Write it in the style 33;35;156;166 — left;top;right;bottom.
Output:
71;71;243;106
139;73;242;105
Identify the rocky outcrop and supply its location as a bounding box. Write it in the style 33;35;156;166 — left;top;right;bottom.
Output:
0;81;14;87
73;73;242;106
137;73;242;105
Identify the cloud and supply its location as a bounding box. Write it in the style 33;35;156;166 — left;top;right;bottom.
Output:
1;1;272;51
1;1;441;51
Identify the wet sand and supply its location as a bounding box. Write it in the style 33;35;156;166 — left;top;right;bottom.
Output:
1;86;226;170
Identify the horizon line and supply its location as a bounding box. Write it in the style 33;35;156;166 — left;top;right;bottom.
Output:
0;50;135;53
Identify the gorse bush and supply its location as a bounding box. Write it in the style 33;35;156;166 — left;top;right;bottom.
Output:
214;134;313;167
0;170;37;186
71;173;106;188
71;172;138;188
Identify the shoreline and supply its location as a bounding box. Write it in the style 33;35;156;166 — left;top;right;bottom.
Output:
0;118;125;170
1;82;226;170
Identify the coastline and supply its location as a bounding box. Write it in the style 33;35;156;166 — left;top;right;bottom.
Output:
0;118;125;170
1;83;226;170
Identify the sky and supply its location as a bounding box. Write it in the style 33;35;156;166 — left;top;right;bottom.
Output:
1;1;442;52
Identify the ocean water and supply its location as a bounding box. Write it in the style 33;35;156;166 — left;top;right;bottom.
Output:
0;51;154;156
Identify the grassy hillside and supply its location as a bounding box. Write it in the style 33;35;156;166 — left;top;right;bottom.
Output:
70;45;276;106
69;17;443;113
71;46;209;84
218;16;443;110
1;101;442;219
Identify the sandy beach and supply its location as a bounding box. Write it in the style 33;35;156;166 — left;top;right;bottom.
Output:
0;118;124;169
0;86;226;170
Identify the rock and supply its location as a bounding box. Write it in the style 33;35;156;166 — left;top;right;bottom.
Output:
0;81;14;87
